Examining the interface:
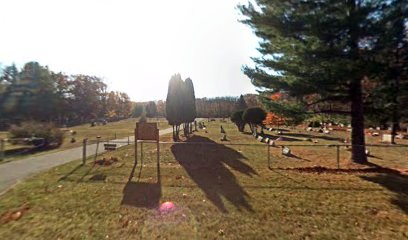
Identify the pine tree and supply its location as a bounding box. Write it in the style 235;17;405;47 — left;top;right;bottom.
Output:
239;0;401;163
235;94;248;111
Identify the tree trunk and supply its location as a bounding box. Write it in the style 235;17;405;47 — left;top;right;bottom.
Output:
391;110;399;144
350;79;367;163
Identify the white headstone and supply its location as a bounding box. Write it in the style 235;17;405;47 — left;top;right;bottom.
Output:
269;140;275;146
382;134;392;143
372;132;380;136
265;138;270;143
376;127;381;131
282;147;291;155
257;136;264;142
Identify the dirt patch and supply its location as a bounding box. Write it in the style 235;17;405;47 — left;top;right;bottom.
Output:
0;203;30;225
273;166;407;175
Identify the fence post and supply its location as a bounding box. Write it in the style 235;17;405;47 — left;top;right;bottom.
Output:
0;139;5;161
141;142;143;163
336;145;340;169
94;137;101;162
267;144;271;168
82;138;88;165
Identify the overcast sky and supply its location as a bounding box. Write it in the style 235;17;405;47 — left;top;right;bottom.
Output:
0;0;260;101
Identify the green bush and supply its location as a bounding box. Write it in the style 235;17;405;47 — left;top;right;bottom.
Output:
9;122;64;148
231;110;246;132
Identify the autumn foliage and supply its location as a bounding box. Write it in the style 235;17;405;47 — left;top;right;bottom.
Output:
263;112;286;126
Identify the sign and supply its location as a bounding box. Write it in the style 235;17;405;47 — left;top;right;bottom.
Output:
136;122;159;141
104;143;117;151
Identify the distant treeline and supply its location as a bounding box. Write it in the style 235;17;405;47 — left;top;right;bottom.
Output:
133;94;262;119
0;62;132;128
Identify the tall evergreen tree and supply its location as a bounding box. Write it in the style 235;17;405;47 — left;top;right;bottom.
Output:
183;78;196;135
370;0;408;143
235;94;248;111
239;0;400;163
166;74;184;140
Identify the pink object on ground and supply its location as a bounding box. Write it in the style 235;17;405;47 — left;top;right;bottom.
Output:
159;201;175;212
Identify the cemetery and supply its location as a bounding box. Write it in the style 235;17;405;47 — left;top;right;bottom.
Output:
0;0;407;239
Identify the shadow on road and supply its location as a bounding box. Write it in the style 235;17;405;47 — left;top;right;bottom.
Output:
171;135;257;213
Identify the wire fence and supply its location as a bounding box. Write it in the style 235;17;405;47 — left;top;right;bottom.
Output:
81;139;408;171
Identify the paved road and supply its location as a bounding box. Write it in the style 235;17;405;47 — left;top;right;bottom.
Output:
0;127;174;195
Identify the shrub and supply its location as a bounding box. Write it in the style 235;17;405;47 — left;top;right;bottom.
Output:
9;121;64;148
231;111;246;132
242;107;267;133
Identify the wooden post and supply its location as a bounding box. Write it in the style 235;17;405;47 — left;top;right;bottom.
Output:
156;129;160;169
82;138;88;165
267;144;271;168
141;142;143;163
0;139;5;161
135;129;138;166
336;145;340;169
94;137;100;162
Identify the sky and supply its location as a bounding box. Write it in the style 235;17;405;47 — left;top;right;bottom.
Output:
0;0;260;101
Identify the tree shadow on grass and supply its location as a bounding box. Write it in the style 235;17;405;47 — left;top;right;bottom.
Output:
260;133;302;142
171;135;257;213
280;132;344;142
360;173;408;213
121;154;161;209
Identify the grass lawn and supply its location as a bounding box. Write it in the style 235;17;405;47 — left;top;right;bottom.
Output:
0;121;407;239
0;118;170;163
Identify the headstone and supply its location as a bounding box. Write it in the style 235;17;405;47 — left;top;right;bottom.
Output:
323;130;330;134
264;138;270;144
282;146;291;155
376;127;381;131
382;134;392;143
269;140;275;146
306;127;313;131
365;149;370;156
313;139;319;143
257;136;264;142
396;134;404;139
269;128;273;131
372;132;380;136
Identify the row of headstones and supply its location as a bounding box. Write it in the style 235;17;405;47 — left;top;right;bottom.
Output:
266;128;283;135
306;127;331;134
253;131;276;146
252;132;292;155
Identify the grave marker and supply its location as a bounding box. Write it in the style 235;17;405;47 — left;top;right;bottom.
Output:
282;146;291;155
